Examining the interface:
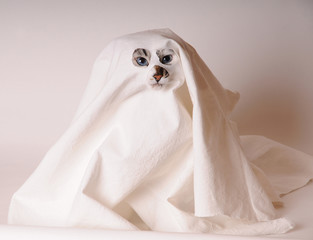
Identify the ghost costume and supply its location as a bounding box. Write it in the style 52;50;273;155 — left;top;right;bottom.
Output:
8;29;313;235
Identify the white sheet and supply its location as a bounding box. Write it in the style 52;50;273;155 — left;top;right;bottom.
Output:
1;147;313;239
5;29;313;237
0;224;306;240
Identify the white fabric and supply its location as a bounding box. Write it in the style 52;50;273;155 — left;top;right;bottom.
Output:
8;29;313;235
0;224;298;240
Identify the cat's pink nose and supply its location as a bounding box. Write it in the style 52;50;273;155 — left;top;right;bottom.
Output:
153;74;162;82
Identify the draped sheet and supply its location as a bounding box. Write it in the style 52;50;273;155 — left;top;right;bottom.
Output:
8;29;313;235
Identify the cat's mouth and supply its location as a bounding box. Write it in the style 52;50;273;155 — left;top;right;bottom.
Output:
147;65;170;89
150;82;164;89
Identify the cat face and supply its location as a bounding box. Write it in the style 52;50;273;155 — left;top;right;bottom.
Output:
132;48;184;89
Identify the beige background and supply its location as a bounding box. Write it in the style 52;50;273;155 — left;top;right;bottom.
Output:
0;0;313;222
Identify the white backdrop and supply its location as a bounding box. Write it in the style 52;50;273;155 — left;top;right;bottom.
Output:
0;0;313;223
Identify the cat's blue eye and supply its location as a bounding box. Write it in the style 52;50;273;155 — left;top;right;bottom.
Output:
161;55;173;64
136;57;149;66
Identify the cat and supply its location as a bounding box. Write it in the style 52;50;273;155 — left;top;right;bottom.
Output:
132;48;184;89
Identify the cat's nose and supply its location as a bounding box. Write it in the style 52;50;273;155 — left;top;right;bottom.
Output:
152;65;169;82
153;74;162;82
